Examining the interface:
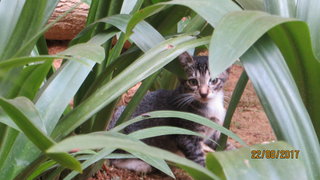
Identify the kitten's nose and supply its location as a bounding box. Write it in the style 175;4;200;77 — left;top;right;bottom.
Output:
200;92;208;98
199;86;208;98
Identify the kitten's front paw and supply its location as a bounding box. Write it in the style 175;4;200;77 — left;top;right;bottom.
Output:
110;159;152;173
225;142;236;151
193;157;205;167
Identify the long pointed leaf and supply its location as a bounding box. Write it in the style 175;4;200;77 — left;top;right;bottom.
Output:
0;97;81;172
241;36;320;179
296;0;320;60
46;134;219;180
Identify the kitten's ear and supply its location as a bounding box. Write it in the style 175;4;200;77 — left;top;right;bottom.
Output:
226;67;231;74
178;52;194;70
219;67;231;82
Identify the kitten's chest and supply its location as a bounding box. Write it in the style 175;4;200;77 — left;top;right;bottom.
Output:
195;92;226;137
200;92;226;122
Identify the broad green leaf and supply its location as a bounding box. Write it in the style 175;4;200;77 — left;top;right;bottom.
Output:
126;0;241;34
241;36;320;179
149;5;193;36
26;160;57;180
0;127;19;171
66;132;174;179
46;133;219;180
0;43;105;178
51;36;210;140
64;148;115;180
0;110;19;131
296;0;320;60
58;43;105;64
111;110;245;146
208;10;320;139
72;14;165;52
12;1;80;59
0;0;25;57
120;0;143;14
0;97;82;172
88;30;119;45
1;12;170;178
264;0;296;17
17;62;52;100
209;11;297;77
0;97;46;135
263;0;320;138
268;23;320;140
0;0;47;60
128;126;213;141
35;43;105;133
209;141;307;179
110;133;174;178
234;0;265;10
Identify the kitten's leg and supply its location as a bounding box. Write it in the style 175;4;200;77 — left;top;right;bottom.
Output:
176;135;205;166
110;159;152;173
205;117;236;151
205;130;236;151
204;130;220;150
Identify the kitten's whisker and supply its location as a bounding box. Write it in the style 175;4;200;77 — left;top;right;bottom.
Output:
175;96;188;108
180;96;194;109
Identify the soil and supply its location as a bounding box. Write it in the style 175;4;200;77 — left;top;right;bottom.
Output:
47;41;276;180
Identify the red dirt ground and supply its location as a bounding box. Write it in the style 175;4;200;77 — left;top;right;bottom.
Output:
48;41;276;180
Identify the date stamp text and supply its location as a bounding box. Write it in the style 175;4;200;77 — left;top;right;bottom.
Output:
251;150;300;159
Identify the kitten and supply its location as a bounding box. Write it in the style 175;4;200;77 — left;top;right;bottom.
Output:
109;52;231;173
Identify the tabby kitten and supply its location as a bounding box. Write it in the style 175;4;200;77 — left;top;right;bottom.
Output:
109;52;230;173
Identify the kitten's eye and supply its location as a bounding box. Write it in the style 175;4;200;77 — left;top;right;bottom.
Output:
210;78;219;85
188;78;198;86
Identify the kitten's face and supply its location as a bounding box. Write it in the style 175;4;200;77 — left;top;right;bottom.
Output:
179;53;229;103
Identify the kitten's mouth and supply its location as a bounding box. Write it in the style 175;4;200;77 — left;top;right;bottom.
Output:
197;97;210;103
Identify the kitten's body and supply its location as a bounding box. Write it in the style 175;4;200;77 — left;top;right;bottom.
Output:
110;53;230;173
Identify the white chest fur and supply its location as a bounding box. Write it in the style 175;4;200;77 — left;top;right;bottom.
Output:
207;90;226;123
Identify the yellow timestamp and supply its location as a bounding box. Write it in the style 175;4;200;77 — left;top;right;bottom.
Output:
251;150;300;159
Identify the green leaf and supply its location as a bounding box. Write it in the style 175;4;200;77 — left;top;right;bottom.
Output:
0;97;48;137
207;10;320;140
267;23;320;139
88;30;119;45
0;97;82;172
73;14;165;51
241;36;320;179
110;111;245;146
128;126;213;141
64;148;115;180
126;0;241;34
264;0;296;17
12;1;80;59
46;133;219;180
209;141;307;179
0;41;104;177
262;0;320;139
120;0;143;14
296;0;320;60
26;160;57;180
0;0;47;60
234;0;265;10
209;11;297;77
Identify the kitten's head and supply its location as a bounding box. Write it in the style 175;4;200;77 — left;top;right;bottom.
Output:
178;52;229;103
